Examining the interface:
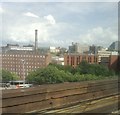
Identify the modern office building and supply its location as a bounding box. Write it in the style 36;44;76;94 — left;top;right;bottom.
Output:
89;45;103;54
68;42;89;54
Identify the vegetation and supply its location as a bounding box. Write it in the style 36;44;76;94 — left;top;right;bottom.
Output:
26;61;117;85
0;69;20;82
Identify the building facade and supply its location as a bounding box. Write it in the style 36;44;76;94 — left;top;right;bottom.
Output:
89;45;103;54
51;56;64;65
64;53;98;68
2;44;34;52
108;41;120;51
68;43;89;54
97;49;112;63
64;53;119;72
1;51;51;79
108;55;120;72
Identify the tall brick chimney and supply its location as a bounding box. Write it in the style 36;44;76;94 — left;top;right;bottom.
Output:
35;29;38;52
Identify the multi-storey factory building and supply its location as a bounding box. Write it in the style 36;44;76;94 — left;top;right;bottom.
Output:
1;50;51;79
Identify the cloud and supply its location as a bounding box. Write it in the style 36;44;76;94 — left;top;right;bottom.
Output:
44;14;56;25
78;26;117;47
23;12;39;18
0;5;4;14
5;22;50;45
2;3;117;48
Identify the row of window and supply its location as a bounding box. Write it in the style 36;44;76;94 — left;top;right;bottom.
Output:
2;57;45;60
2;54;45;58
67;57;98;65
3;63;45;67
2;61;45;64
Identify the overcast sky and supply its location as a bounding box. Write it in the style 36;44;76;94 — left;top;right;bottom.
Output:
0;2;118;48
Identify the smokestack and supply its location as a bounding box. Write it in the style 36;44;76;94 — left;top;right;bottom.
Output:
35;29;38;52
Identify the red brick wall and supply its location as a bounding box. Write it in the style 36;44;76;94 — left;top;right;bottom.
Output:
109;55;119;71
64;54;98;68
1;52;51;79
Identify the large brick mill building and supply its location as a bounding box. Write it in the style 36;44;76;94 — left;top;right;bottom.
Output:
1;50;51;79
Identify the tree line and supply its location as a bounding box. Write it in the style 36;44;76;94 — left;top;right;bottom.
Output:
1;61;118;84
26;61;117;84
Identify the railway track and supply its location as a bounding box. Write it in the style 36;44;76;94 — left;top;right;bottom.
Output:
2;79;119;114
37;94;119;114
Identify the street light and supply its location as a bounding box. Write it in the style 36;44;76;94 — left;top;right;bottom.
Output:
21;59;25;86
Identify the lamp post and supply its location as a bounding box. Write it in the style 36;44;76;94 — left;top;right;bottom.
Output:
21;59;25;86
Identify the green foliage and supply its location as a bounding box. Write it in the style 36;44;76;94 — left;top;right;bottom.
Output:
76;61;114;76
76;61;90;74
0;69;20;82
26;66;73;84
11;72;20;80
26;61;117;84
49;63;75;74
1;69;13;82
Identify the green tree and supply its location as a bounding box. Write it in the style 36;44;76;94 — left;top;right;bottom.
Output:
1;69;13;82
26;61;117;85
76;61;114;76
49;63;75;74
26;66;73;84
76;61;90;74
11;72;20;80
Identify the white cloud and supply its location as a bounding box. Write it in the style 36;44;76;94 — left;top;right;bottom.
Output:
6;22;50;45
44;14;56;25
79;26;117;47
0;5;4;14
23;12;39;18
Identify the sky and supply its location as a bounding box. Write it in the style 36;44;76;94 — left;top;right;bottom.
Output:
0;1;119;48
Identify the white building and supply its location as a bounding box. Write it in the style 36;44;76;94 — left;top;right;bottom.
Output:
51;56;64;65
2;44;34;52
98;48;118;63
49;46;60;53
